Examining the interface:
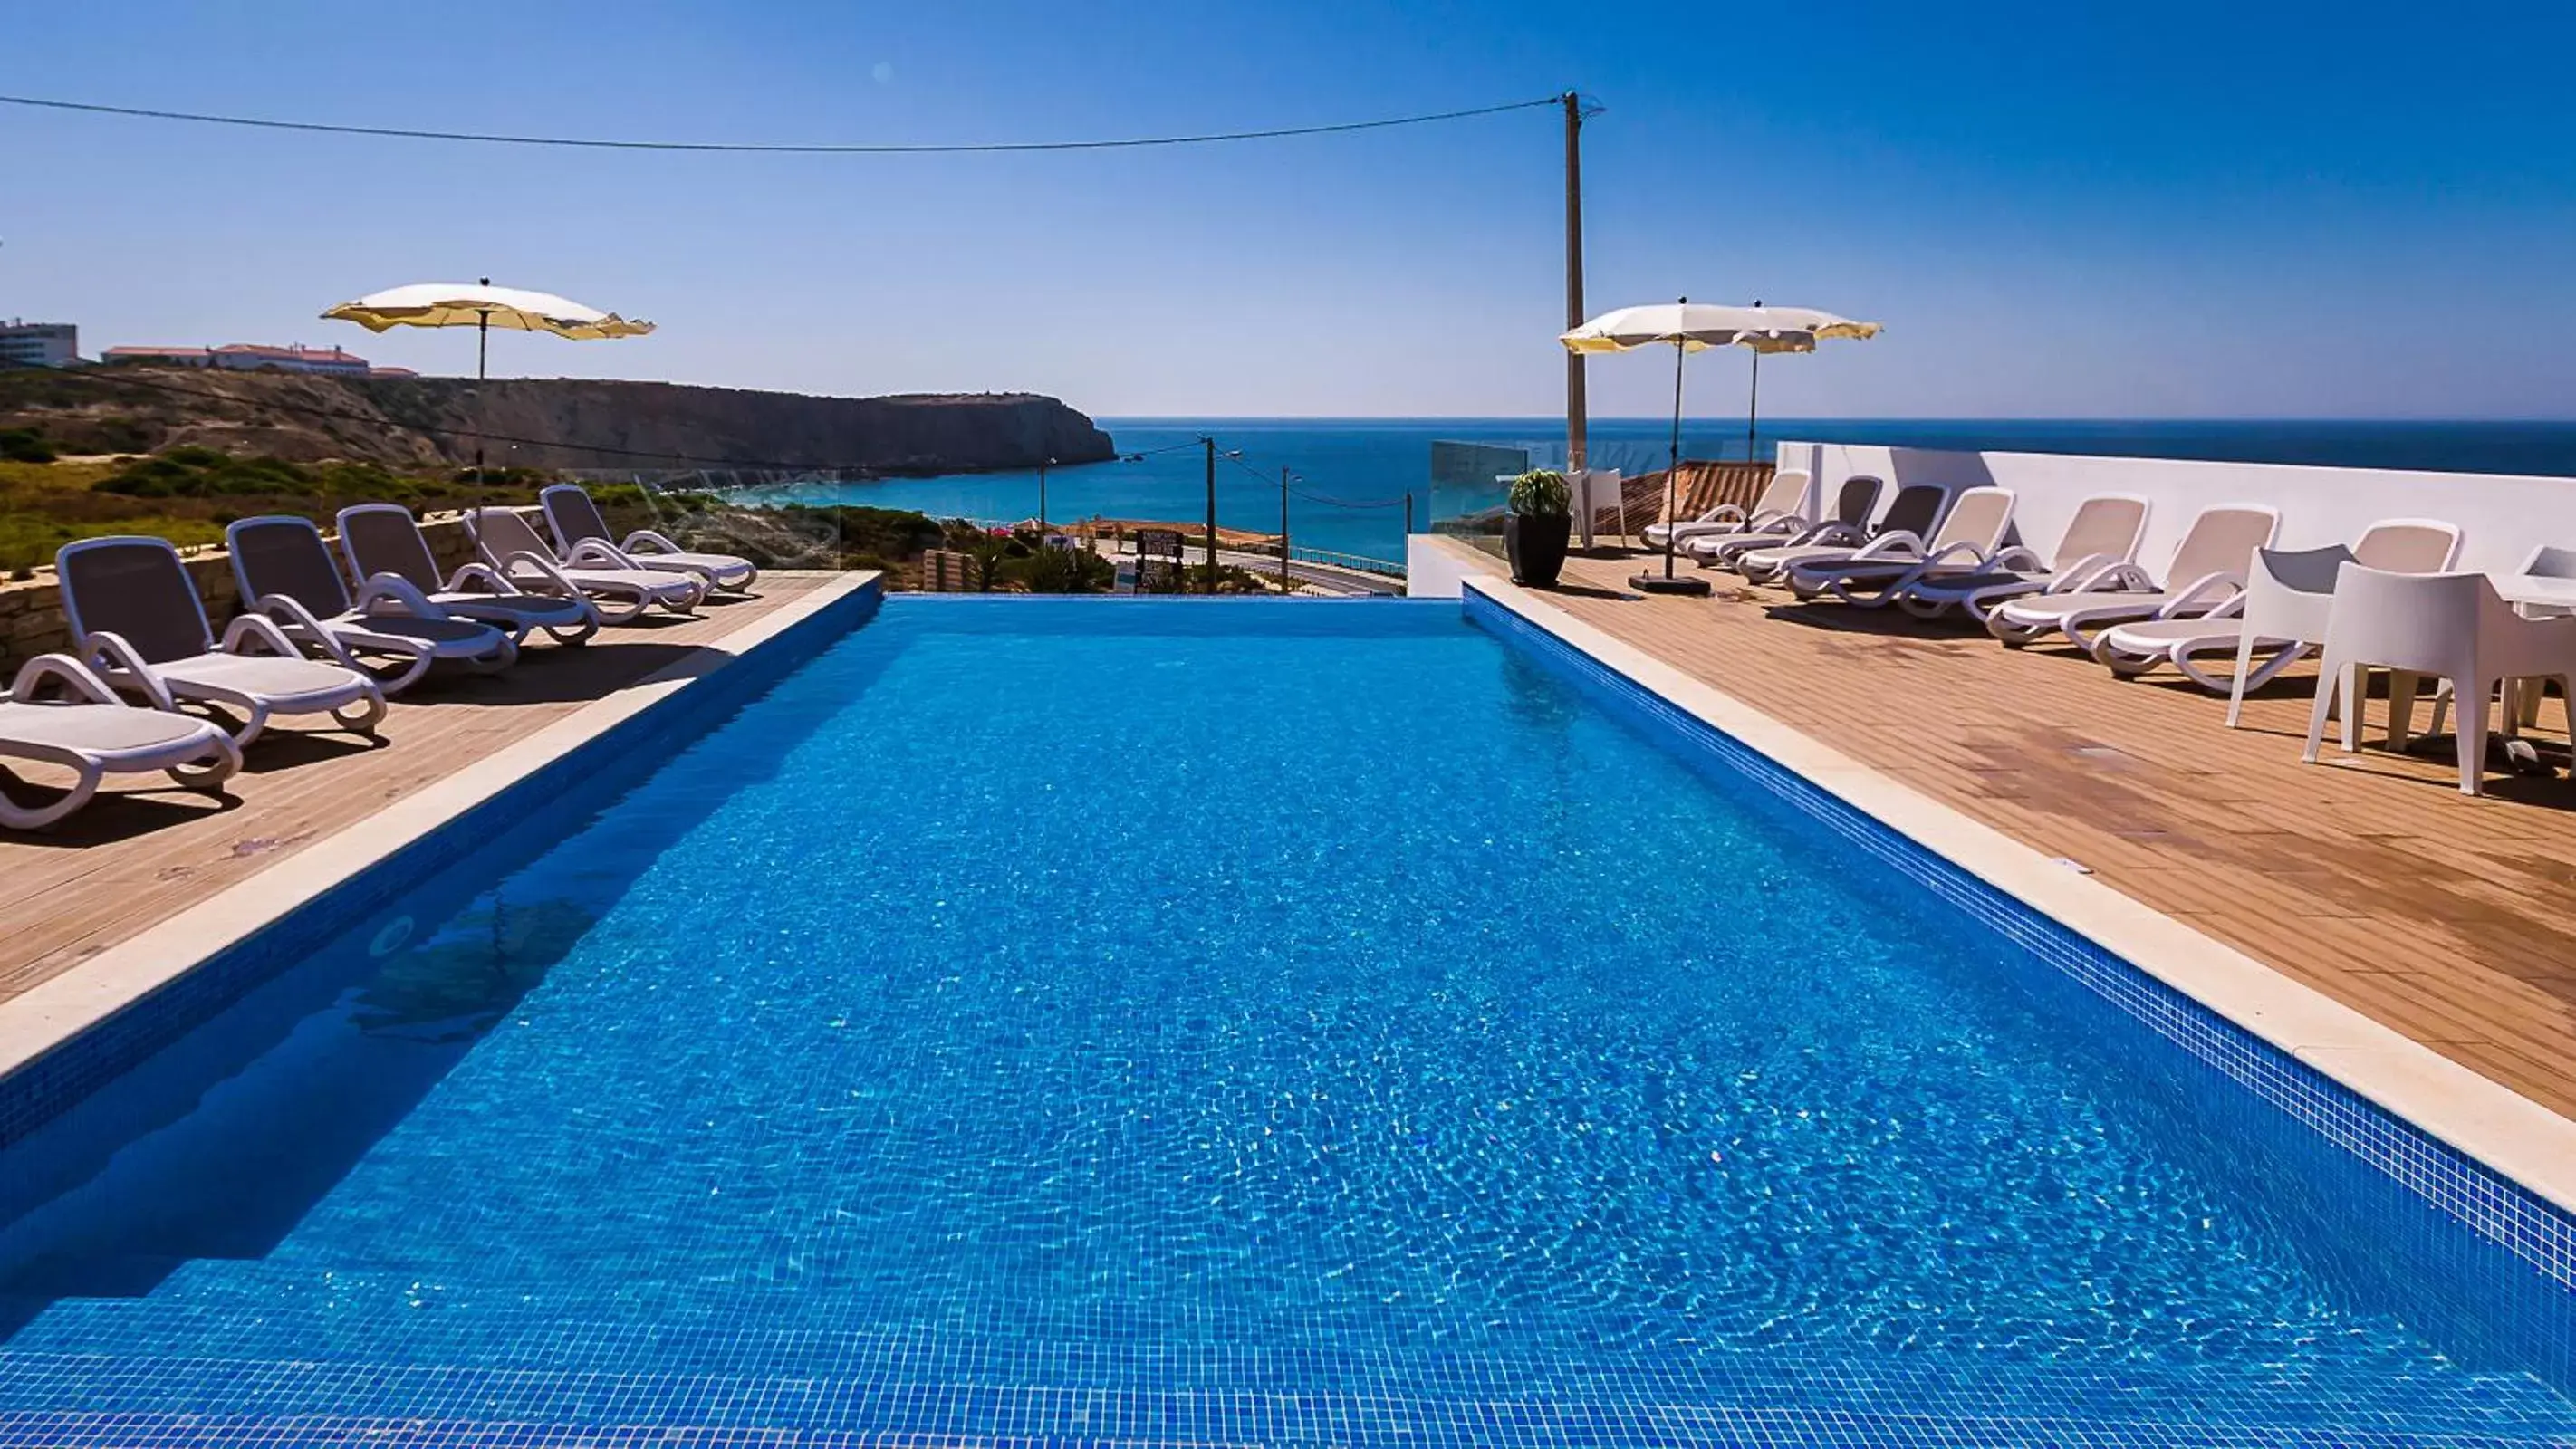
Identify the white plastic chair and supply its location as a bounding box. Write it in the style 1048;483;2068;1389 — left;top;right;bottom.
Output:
2222;545;2356;726
2091;520;2463;697
2303;565;2576;796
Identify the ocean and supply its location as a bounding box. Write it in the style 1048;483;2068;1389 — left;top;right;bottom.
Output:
737;418;2576;568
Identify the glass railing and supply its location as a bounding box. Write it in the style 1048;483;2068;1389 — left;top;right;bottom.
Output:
1424;432;1780;554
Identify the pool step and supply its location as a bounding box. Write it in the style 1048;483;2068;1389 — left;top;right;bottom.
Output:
6;1344;2576;1449
6;1265;2573;1448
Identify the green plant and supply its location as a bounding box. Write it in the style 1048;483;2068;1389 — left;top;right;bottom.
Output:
1508;468;1572;519
1005;542;1115;593
0;427;55;464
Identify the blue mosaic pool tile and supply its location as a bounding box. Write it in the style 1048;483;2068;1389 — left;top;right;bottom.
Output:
1464;583;2576;1310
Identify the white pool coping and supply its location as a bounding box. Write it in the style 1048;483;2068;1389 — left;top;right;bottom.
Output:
0;571;879;1086
1466;575;2576;1220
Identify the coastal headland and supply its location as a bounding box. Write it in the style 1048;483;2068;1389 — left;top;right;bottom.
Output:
0;367;1116;476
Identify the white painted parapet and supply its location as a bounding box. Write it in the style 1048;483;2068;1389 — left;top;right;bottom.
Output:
1406;533;1507;598
1793;440;2576;575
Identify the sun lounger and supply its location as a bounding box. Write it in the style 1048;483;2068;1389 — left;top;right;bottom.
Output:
228;516;514;695
1735;484;1954;585
464;507;704;623
1687;475;1883;568
541;484;757;594
2091;520;2460;689
1984;504;2281;650
0;653;240;830
1885;494;2149;620
1787;486;2020;604
337;504;600;647
56;536;387;748
1646;468;1811;550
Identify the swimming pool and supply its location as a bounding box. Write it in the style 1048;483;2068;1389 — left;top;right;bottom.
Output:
1;597;2571;1446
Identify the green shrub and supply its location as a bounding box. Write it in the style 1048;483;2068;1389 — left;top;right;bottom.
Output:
0;427;55;464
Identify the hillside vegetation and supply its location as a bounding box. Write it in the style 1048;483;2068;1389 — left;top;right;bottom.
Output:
0;366;1114;475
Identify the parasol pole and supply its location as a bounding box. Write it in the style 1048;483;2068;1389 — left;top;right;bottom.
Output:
1624;296;1714;596
1744;297;1763;463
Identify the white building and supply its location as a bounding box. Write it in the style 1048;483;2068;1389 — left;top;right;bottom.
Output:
0;321;79;369
104;342;384;377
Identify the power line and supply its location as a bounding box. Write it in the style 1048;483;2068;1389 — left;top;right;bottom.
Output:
0;91;1561;155
1219;450;1405;510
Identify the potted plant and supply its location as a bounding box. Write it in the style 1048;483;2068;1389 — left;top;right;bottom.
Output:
1504;468;1572;587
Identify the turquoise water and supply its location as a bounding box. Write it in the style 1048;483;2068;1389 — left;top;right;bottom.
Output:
735;417;2576;567
0;600;2571;1445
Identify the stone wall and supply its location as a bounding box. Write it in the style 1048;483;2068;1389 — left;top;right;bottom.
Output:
0;515;483;674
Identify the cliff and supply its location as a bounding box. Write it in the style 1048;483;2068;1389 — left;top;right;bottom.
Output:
0;368;1116;475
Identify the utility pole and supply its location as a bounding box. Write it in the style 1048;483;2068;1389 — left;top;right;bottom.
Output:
1037;455;1053;532
1203;436;1219;594
1279;465;1293;591
1562;91;1591;477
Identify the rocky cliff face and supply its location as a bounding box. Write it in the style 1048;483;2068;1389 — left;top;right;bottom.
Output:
0;368;1116;475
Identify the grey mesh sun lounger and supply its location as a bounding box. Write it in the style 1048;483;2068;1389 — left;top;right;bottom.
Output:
1733;484;1955;584
0;653;239;830
1648;468;1811;551
1687;475;1883;569
337;504;600;648
465;507;705;624
228;516;514;695
542;484;757;594
1785;486;2021;605
56;535;386;748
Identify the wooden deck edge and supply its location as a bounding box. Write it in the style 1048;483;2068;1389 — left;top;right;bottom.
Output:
0;571;881;1089
1464;575;2576;1222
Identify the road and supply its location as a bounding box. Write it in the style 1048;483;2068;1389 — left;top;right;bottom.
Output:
1100;542;1404;596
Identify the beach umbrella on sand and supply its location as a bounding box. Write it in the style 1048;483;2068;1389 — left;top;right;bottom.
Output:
322;278;655;477
1562;299;1879;595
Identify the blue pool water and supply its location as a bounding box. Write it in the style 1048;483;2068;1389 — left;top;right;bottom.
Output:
2;599;2572;1446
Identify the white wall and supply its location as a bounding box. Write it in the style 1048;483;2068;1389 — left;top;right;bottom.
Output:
1407;534;1505;599
1792;441;2573;577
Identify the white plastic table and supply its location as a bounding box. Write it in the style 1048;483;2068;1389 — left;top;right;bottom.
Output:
2493;574;2576;612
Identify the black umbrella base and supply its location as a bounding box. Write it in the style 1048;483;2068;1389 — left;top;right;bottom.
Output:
1629;571;1713;596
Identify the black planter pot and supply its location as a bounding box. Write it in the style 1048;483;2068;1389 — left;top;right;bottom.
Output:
1504;513;1572;588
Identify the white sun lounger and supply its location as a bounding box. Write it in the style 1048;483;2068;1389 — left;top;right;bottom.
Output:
1985;504;2282;651
542;484;758;594
1734;484;1955;584
1644;468;1812;551
0;653;240;830
1687;475;1883;568
2091;520;2461;690
1787;486;2020;605
57;536;387;749
465;507;705;624
337;504;600;648
1885;494;2150;620
228;516;515;696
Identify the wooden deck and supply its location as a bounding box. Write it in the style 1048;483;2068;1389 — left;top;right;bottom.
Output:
1536;549;2576;1122
0;574;839;1004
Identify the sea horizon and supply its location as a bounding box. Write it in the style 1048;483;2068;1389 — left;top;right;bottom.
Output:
751;416;2576;565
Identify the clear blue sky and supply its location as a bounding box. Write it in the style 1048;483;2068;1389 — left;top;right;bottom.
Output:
4;0;2570;419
